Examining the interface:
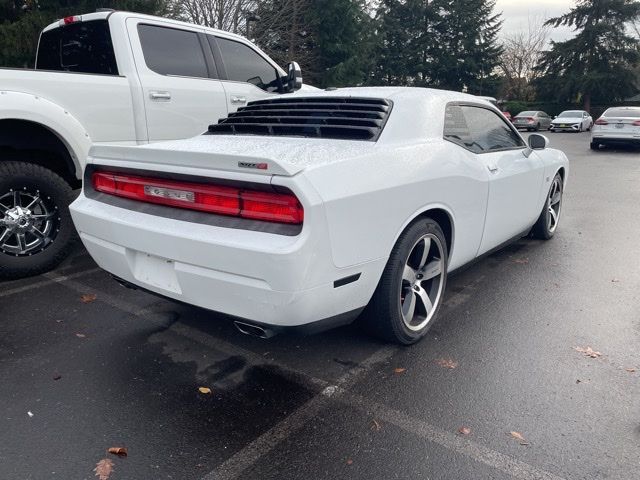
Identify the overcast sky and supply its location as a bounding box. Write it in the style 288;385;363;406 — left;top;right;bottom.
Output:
496;0;576;41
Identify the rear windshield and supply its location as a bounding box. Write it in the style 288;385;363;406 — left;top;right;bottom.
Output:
36;20;118;75
603;108;640;118
517;111;537;116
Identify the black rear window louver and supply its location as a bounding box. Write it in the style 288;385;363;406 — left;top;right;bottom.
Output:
207;97;392;141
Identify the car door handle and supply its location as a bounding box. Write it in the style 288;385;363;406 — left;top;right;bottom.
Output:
230;96;246;105
150;91;171;100
487;165;499;174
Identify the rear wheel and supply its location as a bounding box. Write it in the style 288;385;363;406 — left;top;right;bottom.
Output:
0;161;76;279
364;218;448;345
531;173;563;240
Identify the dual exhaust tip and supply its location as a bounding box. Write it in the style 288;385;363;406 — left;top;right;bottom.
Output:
233;321;276;339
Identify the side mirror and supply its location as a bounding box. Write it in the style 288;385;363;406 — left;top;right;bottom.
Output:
528;133;549;150
286;61;302;92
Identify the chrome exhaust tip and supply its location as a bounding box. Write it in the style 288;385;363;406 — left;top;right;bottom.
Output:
233;321;275;339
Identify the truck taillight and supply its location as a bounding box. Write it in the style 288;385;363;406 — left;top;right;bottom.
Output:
595;118;608;125
61;15;82;25
91;171;304;225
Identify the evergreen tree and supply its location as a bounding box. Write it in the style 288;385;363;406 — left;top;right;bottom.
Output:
535;0;640;110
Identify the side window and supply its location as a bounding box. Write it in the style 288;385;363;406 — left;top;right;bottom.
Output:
461;106;525;152
138;24;209;78
214;37;280;92
444;105;482;153
36;20;118;75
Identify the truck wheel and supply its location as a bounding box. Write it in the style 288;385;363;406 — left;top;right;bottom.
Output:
0;161;77;279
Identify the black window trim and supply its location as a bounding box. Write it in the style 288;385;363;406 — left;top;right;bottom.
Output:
136;22;218;81
444;101;527;155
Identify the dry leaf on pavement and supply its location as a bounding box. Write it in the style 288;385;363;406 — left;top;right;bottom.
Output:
574;346;602;358
75;333;86;338
371;419;381;431
513;258;529;264
436;358;458;369
393;367;406;374
94;458;114;480
626;368;636;373
198;387;212;394
457;426;471;435
80;293;97;303
108;447;128;457
509;431;529;445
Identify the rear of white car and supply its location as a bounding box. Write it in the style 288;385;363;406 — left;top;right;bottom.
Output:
591;107;640;149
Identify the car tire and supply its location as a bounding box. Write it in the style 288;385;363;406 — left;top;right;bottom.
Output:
536;122;541;131
0;161;77;279
531;173;563;240
590;141;600;150
364;218;448;345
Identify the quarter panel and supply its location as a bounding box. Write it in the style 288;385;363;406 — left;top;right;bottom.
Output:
303;140;489;270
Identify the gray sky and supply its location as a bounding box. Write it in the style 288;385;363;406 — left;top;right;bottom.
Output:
496;0;576;41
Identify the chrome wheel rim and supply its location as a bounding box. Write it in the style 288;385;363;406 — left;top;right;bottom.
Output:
0;188;59;256
547;177;562;233
399;234;445;331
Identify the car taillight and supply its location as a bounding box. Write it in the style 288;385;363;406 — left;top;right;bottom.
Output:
527;117;535;122
91;171;303;225
595;118;608;125
633;120;640;126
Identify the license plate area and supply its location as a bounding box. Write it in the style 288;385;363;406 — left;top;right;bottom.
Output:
131;252;181;294
615;123;624;129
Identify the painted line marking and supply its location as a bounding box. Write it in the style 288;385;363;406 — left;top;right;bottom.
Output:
1;267;102;298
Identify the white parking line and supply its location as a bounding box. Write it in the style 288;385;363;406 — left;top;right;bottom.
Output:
43;271;566;480
201;345;398;480
1;267;102;298
336;391;567;480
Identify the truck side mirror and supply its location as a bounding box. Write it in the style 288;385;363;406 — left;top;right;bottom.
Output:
286;61;302;92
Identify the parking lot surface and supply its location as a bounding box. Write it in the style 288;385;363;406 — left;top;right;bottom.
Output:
1;133;639;480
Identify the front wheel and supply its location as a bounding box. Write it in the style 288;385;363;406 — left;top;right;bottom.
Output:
364;218;448;344
531;173;563;240
0;161;77;279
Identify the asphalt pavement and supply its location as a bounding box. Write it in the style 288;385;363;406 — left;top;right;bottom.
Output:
1;132;639;480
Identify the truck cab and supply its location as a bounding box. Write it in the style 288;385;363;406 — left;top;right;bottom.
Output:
0;11;306;279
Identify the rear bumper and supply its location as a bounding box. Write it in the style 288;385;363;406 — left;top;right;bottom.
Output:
550;124;580;131
591;134;640;145
70;193;383;328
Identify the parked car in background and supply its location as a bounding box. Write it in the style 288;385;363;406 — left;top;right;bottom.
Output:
0;10;307;279
70;88;569;345
502;111;512;121
550;110;593;132
590;107;640;150
513;111;552;131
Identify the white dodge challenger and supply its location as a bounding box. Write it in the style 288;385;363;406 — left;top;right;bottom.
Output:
70;87;568;344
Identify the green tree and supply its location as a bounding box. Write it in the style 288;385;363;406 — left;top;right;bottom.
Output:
535;0;640;110
0;0;168;68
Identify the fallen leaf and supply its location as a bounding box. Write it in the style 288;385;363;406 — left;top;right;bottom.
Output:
436;358;458;369
576;379;581;384
346;459;353;465
94;458;114;480
107;447;128;457
509;431;529;445
574;346;602;358
457;426;471;435
393;367;406;374
371;419;381;431
611;278;620;283
53;374;62;381
75;333;86;338
198;387;212;394
513;258;529;264
27;411;34;418
626;368;636;373
80;293;97;304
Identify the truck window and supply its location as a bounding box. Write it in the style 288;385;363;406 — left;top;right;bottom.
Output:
214;37;280;92
138;24;209;79
36;20;118;75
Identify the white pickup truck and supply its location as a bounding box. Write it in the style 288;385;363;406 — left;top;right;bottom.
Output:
0;10;305;279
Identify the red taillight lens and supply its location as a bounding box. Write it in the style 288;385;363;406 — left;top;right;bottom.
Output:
632;120;640;126
62;15;80;24
595;118;608;125
91;171;303;224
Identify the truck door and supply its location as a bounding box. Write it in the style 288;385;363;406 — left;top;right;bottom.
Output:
127;19;228;142
207;35;284;112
